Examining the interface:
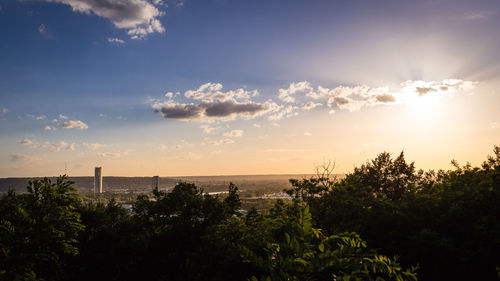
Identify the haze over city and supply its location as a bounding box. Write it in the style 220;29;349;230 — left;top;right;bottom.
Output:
1;0;499;177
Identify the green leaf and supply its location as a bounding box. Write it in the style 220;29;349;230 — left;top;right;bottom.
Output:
318;243;325;252
294;258;309;266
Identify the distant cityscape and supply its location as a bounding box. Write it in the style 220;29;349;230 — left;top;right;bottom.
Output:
0;167;333;198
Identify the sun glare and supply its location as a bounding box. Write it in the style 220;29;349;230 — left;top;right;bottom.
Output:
407;93;441;113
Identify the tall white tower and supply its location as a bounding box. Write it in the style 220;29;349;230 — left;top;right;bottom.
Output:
152;176;159;190
94;167;102;193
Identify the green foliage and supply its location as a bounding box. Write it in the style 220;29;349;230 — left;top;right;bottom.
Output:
2;147;498;280
240;206;417;281
286;146;500;281
0;176;84;281
225;182;242;214
349;151;418;200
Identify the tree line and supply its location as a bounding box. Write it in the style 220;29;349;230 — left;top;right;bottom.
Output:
1;147;499;281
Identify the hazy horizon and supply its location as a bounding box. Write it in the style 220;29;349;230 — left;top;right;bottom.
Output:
0;173;321;179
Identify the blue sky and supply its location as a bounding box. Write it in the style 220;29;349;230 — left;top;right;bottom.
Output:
1;0;499;176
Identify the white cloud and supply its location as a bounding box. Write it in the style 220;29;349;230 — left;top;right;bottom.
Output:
17;139;76;152
303;79;477;113
38;24;47;34
464;11;495;20
164;92;174;98
17;139;34;145
67;143;76;151
152;0;165;6
253;123;261;128
399;79;477;97
44;0;165;39
44;125;56;131
83;142;103;150
58;120;88;129
154;84;279;122
154;79;477;126
107;37;125;43
268;105;298;120
307;86;327;99
2;108;8;114
27;114;47;120
491;122;500;129
97;152;120;158
46;141;76;152
320;85;391;112
9;153;33;162
223;129;244;138
202;138;235;146
59;114;69;119
200;124;220;134
276;80;399;112
279;81;313;103
184;82;258;103
304;132;312;137
302;101;322;110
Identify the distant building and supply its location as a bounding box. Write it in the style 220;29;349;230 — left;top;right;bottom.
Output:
94;167;102;193
152;176;159;190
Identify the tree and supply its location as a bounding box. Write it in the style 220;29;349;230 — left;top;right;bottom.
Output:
0;176;84;281
241;206;417;281
350;151;418;200
224;182;242;216
129;182;245;281
285;147;500;281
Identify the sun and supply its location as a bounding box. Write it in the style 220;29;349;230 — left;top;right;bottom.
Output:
408;93;441;114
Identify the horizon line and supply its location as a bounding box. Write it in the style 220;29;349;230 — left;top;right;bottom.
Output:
1;172;348;179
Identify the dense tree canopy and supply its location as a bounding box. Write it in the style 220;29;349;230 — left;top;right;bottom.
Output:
1;178;416;281
1;147;499;280
0;176;84;281
286;146;500;281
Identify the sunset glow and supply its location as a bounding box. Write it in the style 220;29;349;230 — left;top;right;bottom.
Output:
0;0;499;177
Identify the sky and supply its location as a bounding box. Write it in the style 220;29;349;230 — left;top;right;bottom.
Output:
1;0;499;177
